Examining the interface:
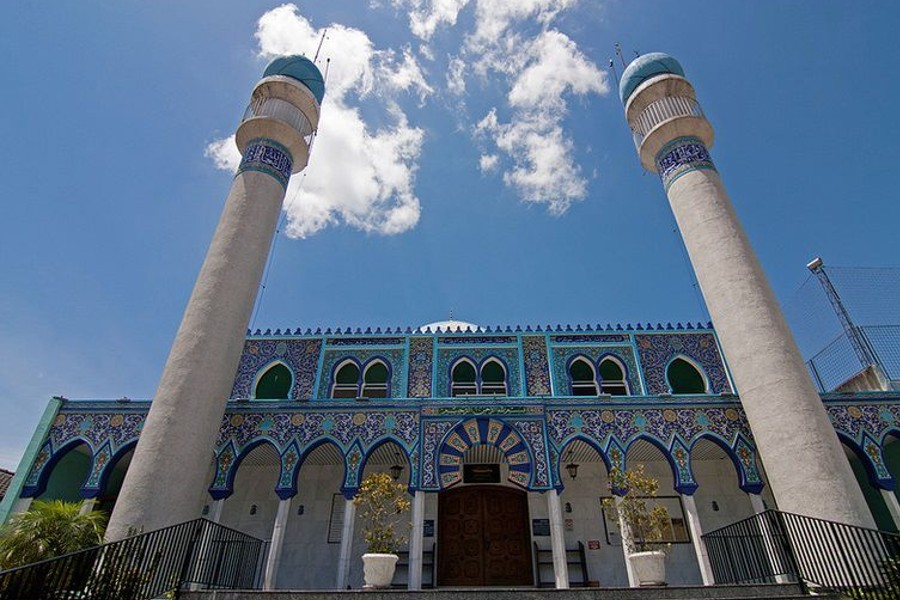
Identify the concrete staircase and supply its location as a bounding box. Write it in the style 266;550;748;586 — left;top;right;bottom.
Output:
180;584;835;600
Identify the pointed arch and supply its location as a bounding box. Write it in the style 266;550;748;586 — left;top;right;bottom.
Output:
598;354;630;396
436;418;535;489
555;434;610;491
568;355;598;396
361;359;390;398
218;438;281;499
666;355;709;394
450;357;477;397
624;434;682;492
253;361;294;400
331;358;361;398
29;439;94;500
480;357;508;396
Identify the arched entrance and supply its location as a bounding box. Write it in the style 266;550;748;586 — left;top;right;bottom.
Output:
437;485;531;586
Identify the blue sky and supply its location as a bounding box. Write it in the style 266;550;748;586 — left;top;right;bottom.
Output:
1;1;898;470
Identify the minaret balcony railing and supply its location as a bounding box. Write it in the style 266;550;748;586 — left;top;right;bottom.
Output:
242;97;314;144
630;95;703;149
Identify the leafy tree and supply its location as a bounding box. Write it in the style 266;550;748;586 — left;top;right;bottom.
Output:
354;472;410;554
0;500;107;569
601;465;671;554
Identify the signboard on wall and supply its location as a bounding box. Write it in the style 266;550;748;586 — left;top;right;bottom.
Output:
424;519;434;537
463;464;500;484
532;518;550;536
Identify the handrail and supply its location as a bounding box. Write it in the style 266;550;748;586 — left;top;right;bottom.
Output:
702;509;900;597
0;517;267;599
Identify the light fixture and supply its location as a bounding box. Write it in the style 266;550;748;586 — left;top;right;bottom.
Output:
297;504;305;516
565;449;579;479
712;500;720;512
564;502;572;514
249;504;257;515
389;452;404;481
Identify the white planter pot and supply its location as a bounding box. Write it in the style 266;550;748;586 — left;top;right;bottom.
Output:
629;550;667;586
362;553;399;589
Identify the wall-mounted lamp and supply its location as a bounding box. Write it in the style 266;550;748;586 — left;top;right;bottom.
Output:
711;501;720;512
565;449;579;479
250;504;258;515
297;504;305;516
564;502;572;514
201;505;210;516
389;452;404;481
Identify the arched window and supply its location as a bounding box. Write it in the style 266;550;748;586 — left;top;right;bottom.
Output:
255;363;292;399
332;361;361;399
598;357;629;396
361;361;389;398
569;358;598;396
480;359;507;396
451;360;477;397
667;357;706;394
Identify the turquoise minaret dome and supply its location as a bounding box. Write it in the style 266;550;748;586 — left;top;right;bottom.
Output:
619;52;684;105
264;55;326;104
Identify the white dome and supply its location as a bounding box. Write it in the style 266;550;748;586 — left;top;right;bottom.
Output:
419;319;481;333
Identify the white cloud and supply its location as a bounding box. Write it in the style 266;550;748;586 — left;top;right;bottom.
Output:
446;56;466;95
479;153;499;173
206;3;428;238
391;0;608;213
393;0;471;41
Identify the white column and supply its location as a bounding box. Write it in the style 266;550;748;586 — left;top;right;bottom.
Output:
681;494;714;585
880;489;900;531
408;491;425;590
10;497;33;516
336;498;356;590
207;498;225;524
748;493;766;515
264;498;292;590
547;491;570;589
748;493;790;584
79;498;97;515
615;496;637;587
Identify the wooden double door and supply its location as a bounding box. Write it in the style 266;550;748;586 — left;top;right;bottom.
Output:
437;486;533;586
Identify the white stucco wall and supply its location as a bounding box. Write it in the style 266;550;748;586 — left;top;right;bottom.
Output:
215;456;769;589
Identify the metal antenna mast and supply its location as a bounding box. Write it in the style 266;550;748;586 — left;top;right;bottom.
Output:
807;257;886;385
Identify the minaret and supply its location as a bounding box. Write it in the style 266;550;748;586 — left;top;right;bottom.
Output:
106;56;324;540
620;53;873;527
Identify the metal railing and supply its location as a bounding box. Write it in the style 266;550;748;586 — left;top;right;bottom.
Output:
703;509;900;597
629;95;703;148
0;518;266;600
243;96;314;139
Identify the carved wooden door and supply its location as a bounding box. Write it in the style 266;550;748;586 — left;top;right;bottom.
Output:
438;486;532;586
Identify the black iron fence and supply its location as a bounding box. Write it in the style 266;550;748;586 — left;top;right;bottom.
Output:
0;518;267;600
703;509;900;598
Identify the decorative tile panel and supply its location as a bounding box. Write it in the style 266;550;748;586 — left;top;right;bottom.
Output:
522;336;551;396
550;345;641;396
407;337;434;398
315;348;405;399
230;338;321;399
655;136;716;190
634;333;731;395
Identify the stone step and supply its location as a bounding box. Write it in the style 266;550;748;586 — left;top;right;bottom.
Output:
180;583;833;600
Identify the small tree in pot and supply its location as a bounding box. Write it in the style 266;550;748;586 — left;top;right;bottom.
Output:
354;472;411;588
601;465;671;586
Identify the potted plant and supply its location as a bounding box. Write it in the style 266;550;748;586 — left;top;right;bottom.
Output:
601;465;671;586
354;472;411;589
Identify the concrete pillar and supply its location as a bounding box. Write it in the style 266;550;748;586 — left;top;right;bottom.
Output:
880;490;900;531
620;53;873;528
264;497;292;590
9;497;33;517
748;492;791;584
336;498;356;589
681;494;714;585
79;498;97;515
547;490;570;589
408;491;425;590
615;496;637;587
106;56;324;540
207;498;225;524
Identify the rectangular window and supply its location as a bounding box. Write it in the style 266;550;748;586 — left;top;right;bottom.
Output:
599;495;691;545
327;493;344;543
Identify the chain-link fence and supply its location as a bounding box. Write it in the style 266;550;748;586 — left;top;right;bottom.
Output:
784;266;900;392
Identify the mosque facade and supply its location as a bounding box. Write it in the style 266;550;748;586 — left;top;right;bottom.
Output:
3;52;900;590
4;321;900;588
